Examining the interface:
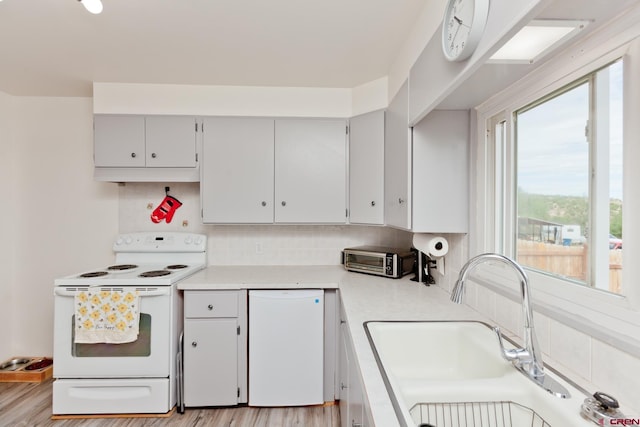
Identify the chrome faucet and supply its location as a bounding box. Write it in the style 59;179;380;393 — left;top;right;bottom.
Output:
451;253;570;398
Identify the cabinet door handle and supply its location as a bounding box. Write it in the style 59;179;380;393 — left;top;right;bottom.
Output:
261;201;267;207
191;341;198;348
340;382;347;390
352;422;362;427
151;153;157;158
131;152;136;158
281;201;287;207
207;304;214;310
370;201;376;207
398;198;405;205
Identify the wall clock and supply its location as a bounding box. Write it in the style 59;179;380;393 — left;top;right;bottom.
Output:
441;0;490;62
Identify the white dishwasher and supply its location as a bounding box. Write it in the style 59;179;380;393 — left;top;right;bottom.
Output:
248;289;324;406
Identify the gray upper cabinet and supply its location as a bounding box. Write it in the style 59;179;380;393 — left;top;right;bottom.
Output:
144;116;198;168
349;110;385;225
94;115;146;168
201;117;275;224
384;80;412;230
412;110;469;233
201;117;347;224
274;119;347;224
383;81;469;233
93;114;199;182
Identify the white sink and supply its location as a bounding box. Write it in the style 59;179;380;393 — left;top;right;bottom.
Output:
366;321;510;381
365;321;594;427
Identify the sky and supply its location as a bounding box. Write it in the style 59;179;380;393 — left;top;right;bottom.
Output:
516;60;623;200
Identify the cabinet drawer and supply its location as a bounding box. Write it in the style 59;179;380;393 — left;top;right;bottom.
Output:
185;291;239;318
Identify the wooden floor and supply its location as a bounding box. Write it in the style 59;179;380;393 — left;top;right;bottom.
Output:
0;379;341;427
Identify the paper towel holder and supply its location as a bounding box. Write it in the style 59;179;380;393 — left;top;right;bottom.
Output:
411;250;436;285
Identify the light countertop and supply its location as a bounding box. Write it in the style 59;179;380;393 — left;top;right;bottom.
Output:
179;265;490;427
338;269;490;427
178;265;343;289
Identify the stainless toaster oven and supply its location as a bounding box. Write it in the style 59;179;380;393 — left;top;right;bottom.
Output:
343;246;416;278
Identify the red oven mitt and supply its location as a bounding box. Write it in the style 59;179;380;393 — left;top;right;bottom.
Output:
151;195;182;224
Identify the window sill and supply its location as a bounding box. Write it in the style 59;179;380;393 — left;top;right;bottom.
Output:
472;266;640;359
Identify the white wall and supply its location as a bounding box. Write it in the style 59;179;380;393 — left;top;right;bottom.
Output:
387;0;447;101
0;91;15;358
93;74;392;119
93;83;355;117
351;77;388;117
7;97;119;357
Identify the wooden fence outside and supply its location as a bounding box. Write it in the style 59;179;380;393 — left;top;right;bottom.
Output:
516;240;622;294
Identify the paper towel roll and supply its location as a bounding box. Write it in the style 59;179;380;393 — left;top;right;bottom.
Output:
413;234;449;257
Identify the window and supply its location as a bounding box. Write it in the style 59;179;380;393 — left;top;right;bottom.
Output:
514;60;622;293
475;29;640;348
500;60;624;294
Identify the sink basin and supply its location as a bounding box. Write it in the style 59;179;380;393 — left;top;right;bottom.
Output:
366;321;509;381
365;321;593;427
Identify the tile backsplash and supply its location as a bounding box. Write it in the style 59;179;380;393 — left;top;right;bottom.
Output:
119;182;413;265
457;279;640;414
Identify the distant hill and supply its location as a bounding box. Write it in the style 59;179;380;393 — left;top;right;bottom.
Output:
517;190;622;238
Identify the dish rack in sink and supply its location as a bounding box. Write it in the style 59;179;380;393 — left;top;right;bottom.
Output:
410;401;551;427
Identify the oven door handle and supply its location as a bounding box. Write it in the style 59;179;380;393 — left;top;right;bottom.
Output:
54;288;171;297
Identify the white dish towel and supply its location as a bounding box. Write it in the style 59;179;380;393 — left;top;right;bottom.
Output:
74;289;140;344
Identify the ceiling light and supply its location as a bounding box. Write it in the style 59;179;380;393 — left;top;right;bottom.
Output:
78;0;103;14
489;20;589;64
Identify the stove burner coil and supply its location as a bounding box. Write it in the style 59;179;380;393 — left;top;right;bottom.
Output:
79;271;109;278
166;264;188;270
139;270;171;278
107;264;139;271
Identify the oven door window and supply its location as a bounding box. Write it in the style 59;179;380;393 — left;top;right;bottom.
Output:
71;313;151;357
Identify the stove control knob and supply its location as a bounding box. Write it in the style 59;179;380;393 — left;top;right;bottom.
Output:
115;237;124;246
124;236;133;245
184;236;193;244
194;237;203;245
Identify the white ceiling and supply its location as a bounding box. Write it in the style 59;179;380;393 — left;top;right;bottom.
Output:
0;0;429;97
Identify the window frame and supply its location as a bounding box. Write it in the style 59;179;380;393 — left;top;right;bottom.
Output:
473;30;640;347
512;67;619;291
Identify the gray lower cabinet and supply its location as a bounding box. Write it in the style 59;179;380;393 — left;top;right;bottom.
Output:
183;290;247;406
339;306;369;427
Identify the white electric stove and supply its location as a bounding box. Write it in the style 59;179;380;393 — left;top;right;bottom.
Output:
52;232;207;416
54;232;207;287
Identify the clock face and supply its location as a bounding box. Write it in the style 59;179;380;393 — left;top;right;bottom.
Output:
442;0;489;62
